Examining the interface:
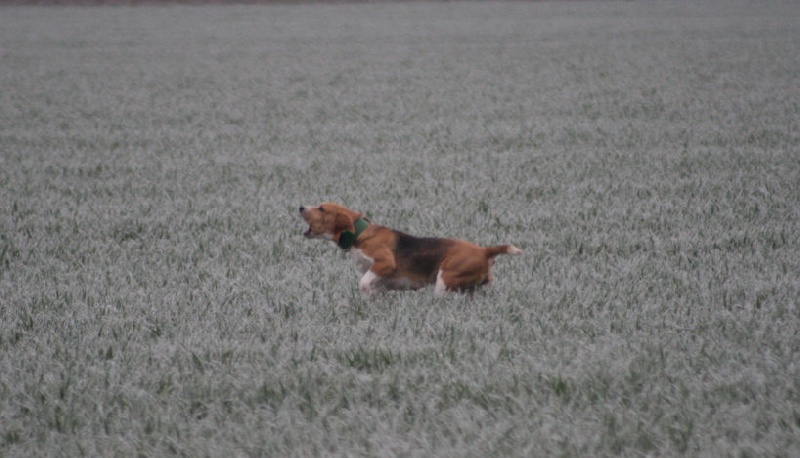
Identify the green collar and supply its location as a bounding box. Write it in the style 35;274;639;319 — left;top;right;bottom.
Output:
338;217;370;250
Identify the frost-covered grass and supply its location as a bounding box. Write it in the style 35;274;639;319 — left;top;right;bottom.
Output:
1;1;800;456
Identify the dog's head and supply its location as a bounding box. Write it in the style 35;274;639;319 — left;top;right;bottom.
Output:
298;203;363;243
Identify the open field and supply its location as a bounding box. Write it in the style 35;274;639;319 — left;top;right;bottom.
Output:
1;1;799;456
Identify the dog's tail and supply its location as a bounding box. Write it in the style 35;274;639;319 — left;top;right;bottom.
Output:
484;245;523;258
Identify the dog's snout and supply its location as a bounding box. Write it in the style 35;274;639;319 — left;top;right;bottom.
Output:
299;206;305;213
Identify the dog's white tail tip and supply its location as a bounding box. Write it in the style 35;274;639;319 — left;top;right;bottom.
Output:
507;245;523;256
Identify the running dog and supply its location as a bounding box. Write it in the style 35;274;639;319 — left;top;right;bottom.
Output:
299;203;522;295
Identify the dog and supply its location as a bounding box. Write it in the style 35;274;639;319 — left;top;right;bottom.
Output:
299;202;522;295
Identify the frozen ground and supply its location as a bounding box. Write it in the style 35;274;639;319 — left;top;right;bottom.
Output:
1;1;799;455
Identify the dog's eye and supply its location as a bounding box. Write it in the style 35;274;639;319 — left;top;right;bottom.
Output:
318;206;325;212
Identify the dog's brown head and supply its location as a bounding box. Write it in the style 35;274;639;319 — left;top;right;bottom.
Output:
298;203;363;243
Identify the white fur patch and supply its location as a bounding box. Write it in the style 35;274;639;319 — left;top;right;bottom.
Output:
359;270;379;294
434;269;447;296
350;249;374;274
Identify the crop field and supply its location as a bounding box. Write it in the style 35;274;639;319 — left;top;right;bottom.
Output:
1;1;799;456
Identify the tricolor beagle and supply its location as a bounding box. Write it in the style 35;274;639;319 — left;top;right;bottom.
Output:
299;202;522;295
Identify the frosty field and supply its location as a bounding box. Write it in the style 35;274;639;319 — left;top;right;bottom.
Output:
1;1;799;456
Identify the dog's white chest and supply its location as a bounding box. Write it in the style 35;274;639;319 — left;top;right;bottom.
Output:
350;249;373;274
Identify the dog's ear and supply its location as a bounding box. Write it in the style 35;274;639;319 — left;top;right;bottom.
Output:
334;211;364;249
333;212;356;236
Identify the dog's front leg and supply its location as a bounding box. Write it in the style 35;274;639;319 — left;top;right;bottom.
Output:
359;251;395;295
359;270;380;295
